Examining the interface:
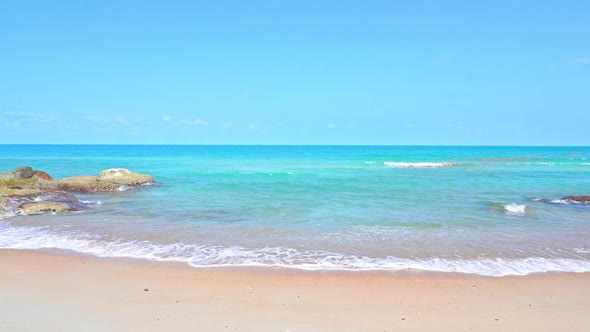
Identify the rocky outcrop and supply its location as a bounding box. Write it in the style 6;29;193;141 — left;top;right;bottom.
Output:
57;169;154;192
1;166;155;218
0;167;58;195
561;195;590;205
34;170;55;182
98;168;154;186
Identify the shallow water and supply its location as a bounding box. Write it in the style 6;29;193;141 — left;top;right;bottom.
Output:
1;145;589;276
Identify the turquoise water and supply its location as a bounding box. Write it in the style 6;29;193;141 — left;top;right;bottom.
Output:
1;145;590;276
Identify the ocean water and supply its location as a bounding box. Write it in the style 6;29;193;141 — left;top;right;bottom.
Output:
1;145;590;276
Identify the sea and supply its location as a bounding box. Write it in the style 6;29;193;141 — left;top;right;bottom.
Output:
1;145;589;276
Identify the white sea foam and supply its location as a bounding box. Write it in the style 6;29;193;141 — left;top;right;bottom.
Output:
1;223;588;277
581;163;590;166
117;185;132;192
549;199;571;205
364;162;376;165
504;203;527;215
81;200;103;205
384;162;458;168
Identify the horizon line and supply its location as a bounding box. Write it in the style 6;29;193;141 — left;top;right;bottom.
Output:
1;144;589;148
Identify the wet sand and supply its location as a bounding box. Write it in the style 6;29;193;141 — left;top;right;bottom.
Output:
0;249;589;331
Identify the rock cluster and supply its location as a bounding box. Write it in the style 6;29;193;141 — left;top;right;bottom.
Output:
1;166;155;218
561;195;590;205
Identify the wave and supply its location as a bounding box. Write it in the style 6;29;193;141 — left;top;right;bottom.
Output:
503;203;527;215
384;162;458;168
1;223;588;277
549;199;571;205
81;200;103;205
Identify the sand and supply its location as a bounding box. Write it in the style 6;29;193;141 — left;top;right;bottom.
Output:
0;249;589;331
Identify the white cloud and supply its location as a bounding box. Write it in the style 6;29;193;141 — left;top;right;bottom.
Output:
162;116;172;122
87;116;111;124
571;57;590;65
182;118;209;126
328;123;336;129
2;111;58;123
87;115;144;125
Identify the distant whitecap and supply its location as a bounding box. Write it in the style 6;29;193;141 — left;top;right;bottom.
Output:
384;162;458;168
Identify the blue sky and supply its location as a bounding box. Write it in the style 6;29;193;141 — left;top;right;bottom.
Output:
1;1;588;145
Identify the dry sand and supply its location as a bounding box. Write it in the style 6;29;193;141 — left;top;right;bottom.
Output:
0;249;589;331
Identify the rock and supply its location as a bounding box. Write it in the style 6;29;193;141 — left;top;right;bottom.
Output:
1;166;155;217
561;195;590;205
0;176;38;190
57;176;105;192
98;168;154;186
34;170;55;182
14;166;34;179
0;191;89;217
30;191;90;211
0;188;46;196
0;172;15;182
58;169;154;192
21;202;71;214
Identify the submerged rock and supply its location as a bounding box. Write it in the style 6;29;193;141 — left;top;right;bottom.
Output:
561;195;590;205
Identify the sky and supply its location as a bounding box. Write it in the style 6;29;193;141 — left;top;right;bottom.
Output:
0;1;589;145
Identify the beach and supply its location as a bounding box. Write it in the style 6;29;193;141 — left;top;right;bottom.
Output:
1;249;588;331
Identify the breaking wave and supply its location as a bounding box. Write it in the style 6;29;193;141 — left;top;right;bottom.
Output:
0;223;588;277
503;203;527;215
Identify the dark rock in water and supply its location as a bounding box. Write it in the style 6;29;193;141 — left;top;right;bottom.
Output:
0;191;90;216
31;191;90;211
561;195;590;205
34;170;55;182
14;166;34;179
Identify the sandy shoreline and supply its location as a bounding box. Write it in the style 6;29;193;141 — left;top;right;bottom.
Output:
1;249;589;331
